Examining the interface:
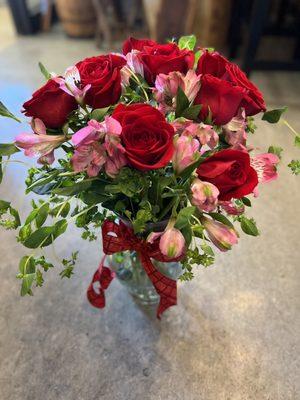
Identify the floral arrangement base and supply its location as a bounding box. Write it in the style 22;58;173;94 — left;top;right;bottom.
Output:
108;251;182;306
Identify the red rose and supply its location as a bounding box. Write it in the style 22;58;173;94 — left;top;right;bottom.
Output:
122;38;194;85
112;103;174;170
122;37;156;54
194;74;245;125
196;51;266;116
76;54;126;109
22;79;77;129
196;149;258;201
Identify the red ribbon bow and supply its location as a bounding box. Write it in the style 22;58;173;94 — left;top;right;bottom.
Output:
87;219;182;318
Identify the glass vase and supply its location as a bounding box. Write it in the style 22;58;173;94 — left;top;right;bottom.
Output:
107;251;182;306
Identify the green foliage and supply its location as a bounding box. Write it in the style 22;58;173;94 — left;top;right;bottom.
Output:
262;107;287;123
175;206;195;229
91;107;110;121
241;197;252;207
0;199;21;229
208;212;234;228
38;61;51;80
294;136;300;148
178;35;197;50
0;143;20;156
0;101;21;122
239;216;259;236
181;104;201;121
268;145;283;159
60;251;78;278
288;160;300;175
53;179;93;196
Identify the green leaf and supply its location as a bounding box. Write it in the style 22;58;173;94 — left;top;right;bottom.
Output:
0;156;2;184
288;159;300;175
178;35;196;50
262;107;287;123
182;105;201;121
21;274;35;296
181;224;193;246
91;107;110;121
294;136;300;148
175;206;195;230
0;101;21;122
23;226;55;248
19;255;35;275
35;270;44;287
0;143;20;156
268;145;283;159
179;156;204;180
35;203;49;228
26;170;60;193
175;87;190;118
201;243;214;256
241;197;251;207
240;217;259;236
38;61;51;80
53;180;92;196
209;212;234;228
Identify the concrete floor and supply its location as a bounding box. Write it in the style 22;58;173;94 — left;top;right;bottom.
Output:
0;7;300;400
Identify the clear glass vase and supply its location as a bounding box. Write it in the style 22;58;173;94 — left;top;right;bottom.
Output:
107;251;182;306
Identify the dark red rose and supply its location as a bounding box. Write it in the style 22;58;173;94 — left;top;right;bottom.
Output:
22;79;77;129
112;103;174;170
224;63;266;116
122;37;194;85
122;37;156;54
194;74;246;125
196;149;258;201
196;50;266;116
76;54;126;109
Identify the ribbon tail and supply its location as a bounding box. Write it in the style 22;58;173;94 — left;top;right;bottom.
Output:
138;251;177;319
87;255;115;309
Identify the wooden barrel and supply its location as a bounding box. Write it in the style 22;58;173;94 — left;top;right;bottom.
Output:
56;0;96;38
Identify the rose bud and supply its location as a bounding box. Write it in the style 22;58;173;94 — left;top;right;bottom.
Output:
173;134;200;174
159;227;185;258
201;216;238;252
191;179;219;212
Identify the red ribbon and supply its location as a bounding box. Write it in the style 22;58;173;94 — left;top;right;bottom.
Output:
87;220;183;318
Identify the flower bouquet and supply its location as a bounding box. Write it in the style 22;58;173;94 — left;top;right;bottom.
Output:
0;35;299;318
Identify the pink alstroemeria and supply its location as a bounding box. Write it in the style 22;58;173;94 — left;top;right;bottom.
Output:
191;178;219;212
251;153;279;184
147;227;185;258
120;50;144;86
172;134;200;174
219;200;245;216
185;122;219;150
224;108;247;149
54;66;90;105
15;118;65;165
71;116;126;178
153;70;200;112
201;216;238;252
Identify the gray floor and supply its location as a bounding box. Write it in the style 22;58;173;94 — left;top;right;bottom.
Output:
0;9;300;400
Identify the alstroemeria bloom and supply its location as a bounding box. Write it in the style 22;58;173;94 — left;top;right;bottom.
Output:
71;116;126;177
219;200;245;215
224;108;247;148
153;70;200;112
191;178;219;212
251;153;279;184
172;134;200;174
185;122;219;150
159;227;185;258
54;65;91;105
15;118;65;164
121;50;144;86
201;215;238;252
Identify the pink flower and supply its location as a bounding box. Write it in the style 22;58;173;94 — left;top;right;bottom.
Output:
191;178;219;212
159;227;185;258
185;122;219;150
54;65;91;105
172;134;200;174
224;109;247;148
201;215;238;252
251;153;279;184
153;70;200;111
121;50;144;86
15;118;65;164
71;116;127;177
219;200;245;215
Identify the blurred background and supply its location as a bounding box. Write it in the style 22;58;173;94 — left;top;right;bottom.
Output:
0;1;299;400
